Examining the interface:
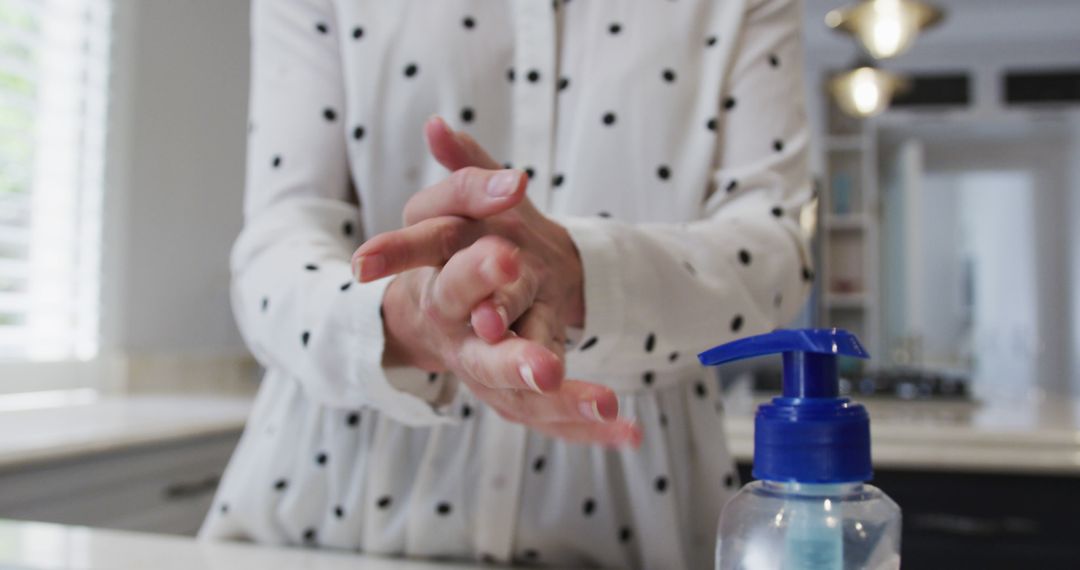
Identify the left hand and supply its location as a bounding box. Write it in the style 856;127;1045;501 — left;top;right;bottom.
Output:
354;116;586;343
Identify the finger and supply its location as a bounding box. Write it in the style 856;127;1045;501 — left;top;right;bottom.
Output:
351;216;483;282
470;378;620;425
402;166;526;226
429;236;520;323
471;265;542;343
532;420;643;448
425;115;503;171
510;302;565;361
456;333;563;393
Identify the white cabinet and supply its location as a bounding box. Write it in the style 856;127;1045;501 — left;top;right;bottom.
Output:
0;431;240;536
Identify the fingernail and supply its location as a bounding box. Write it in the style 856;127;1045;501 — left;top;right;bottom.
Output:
354;254;385;281
519;364;542;394
578;400;608;423
495;305;509;330
486;170;520;198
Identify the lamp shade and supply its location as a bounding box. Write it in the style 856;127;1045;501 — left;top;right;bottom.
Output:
826;0;943;60
829;66;907;118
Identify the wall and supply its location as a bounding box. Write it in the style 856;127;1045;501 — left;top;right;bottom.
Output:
102;0;251;371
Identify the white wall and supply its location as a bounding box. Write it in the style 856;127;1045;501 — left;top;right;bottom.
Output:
102;0;251;361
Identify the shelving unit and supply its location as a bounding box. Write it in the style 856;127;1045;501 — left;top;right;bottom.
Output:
816;93;881;363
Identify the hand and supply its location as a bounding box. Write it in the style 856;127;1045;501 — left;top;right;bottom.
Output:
361;118;640;447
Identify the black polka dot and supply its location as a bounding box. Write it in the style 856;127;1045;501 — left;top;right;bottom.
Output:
524;166;535;179
619;526;633;543
436;502;452;516
502;161;513;169
506;68;515;82
726;179;738;193
460;107;475;123
602;112;616;126
305;263;318;271
730;315;744;332
274;479;288;491
608;22;622;35
738;249;752;265
707;117;717;131
533;456;546;473
683;261;697;275
261;297;269;312
644;333;656;352
462;16;475;29
315;452;327;466
659;413;668;427
771;206;784;218
668;351;679;363
352;125;365;140
580;336;598;350
706;35;718;47
558;76;570;91
428;372;438;383
526;69;540;83
404;63;418;78
773;139;784;152
303;528;317;543
334;505;345;518
769;53;780;67
657;165;671;180
271;155;282;168
662;68;676;83
340;281;352;291
315;22;328;34
552;173;564;188
376;495;392;509
346;412;359;427
597;211;611;218
301;331;311;346
220;503;229;514
723;96;736;110
774;292;784;307
323;108;336;122
643;371;654;386
802;267;815;282
343;221;354;236
582;498;596;516
655;476;668;493
695;381;708;398
351;26;363;40
724;473;737;488
462;404;473;419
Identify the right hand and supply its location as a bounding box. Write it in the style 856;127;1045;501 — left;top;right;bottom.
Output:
376;218;641;448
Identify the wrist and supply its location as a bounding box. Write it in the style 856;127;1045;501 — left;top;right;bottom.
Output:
553;222;586;328
382;274;444;371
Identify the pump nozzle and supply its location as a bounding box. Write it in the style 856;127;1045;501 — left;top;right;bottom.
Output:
699;328;873;483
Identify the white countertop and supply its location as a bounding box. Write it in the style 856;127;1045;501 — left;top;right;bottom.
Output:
0;519;514;570
1;390;1079;475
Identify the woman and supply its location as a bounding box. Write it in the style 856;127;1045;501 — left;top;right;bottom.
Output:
200;0;813;568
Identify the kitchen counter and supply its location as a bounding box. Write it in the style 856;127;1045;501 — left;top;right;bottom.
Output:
0;518;513;570
1;390;1078;475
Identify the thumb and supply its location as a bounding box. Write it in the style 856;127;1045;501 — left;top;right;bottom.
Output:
425;115;503;171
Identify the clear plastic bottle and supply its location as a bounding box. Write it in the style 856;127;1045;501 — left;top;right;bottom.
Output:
716;481;901;570
699;329;903;570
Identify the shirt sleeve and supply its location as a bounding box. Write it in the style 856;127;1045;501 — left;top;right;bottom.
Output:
233;0;453;426
558;0;814;378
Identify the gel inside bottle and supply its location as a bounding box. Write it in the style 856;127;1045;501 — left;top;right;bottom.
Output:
699;329;901;570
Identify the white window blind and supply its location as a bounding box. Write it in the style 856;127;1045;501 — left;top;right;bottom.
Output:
0;0;109;361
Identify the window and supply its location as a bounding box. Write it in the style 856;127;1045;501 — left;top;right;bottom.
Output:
0;0;110;362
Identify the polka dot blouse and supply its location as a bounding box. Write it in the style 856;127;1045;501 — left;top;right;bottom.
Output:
200;0;813;568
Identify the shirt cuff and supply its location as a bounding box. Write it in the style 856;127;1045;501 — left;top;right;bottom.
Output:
348;275;458;426
557;216;628;379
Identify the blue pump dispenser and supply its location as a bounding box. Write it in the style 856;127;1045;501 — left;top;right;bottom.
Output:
702;329;902;570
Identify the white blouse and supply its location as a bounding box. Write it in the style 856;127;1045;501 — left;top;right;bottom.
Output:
200;0;813;568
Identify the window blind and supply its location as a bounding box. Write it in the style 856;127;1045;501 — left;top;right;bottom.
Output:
0;0;109;361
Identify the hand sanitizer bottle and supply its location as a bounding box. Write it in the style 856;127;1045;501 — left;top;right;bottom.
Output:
699;329;901;570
